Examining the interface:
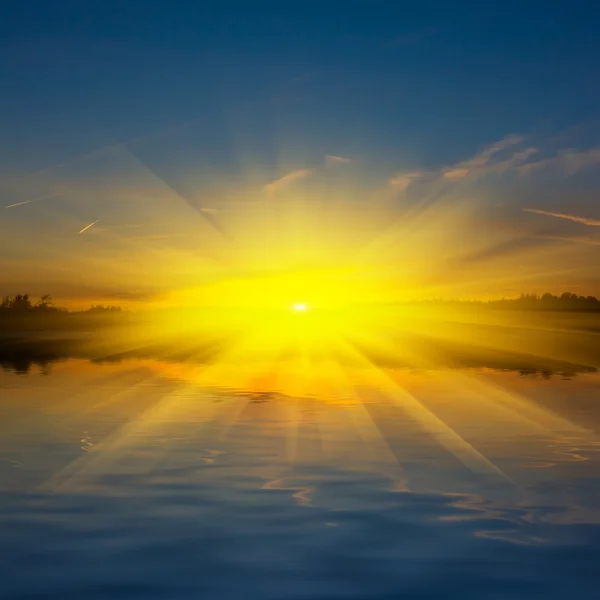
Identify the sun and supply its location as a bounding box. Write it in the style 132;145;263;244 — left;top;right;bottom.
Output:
292;303;308;312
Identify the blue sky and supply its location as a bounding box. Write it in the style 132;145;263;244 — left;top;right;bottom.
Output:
1;1;600;301
2;1;599;171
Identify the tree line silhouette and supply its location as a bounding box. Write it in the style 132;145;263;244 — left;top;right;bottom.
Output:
1;292;600;318
0;294;122;315
403;292;600;311
483;292;600;311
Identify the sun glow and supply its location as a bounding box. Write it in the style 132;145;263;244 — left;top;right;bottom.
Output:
7;158;594;500
11;139;597;377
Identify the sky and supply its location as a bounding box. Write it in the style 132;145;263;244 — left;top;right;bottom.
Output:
1;1;600;307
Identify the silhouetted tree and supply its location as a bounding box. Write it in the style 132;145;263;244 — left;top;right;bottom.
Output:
0;294;58;314
36;295;55;311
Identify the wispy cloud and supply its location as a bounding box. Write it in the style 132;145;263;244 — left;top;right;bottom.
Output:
264;169;312;198
443;168;470;180
518;147;600;176
523;208;600;227
387;135;529;190
385;135;600;225
441;135;525;179
477;134;524;161
388;171;423;191
326;155;351;165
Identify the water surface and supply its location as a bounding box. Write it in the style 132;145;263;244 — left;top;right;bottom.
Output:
1;357;599;599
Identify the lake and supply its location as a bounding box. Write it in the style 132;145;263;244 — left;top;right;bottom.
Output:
1;355;599;599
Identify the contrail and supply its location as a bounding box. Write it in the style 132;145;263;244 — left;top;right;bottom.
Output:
4;194;56;209
523;207;600;227
78;219;99;234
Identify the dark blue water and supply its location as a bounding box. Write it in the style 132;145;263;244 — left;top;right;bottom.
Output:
1;359;599;599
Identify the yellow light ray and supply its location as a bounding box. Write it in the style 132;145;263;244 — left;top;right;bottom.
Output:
332;338;515;485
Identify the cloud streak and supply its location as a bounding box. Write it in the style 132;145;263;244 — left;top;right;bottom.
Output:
264;169;312;198
388;135;536;193
326;155;351;165
441;135;525;179
523;208;600;227
4;194;56;209
388;171;423;191
518;147;600;176
78;219;100;234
